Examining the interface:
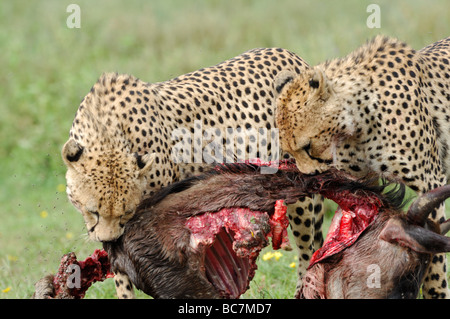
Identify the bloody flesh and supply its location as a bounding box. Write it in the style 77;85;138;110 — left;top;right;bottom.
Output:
52;249;113;299
309;189;384;267
185;200;290;298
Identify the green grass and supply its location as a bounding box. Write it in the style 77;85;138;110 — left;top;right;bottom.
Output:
0;0;449;299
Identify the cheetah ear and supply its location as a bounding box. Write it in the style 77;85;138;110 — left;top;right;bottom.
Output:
274;71;296;97
62;139;84;167
135;152;156;177
308;68;331;101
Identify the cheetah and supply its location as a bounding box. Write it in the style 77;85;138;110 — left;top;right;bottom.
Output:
61;48;323;298
275;36;450;298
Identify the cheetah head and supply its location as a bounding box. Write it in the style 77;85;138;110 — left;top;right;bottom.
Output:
275;69;356;174
62;139;156;242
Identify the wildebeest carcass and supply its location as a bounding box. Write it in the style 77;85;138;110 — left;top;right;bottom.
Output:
300;183;450;299
33;160;450;298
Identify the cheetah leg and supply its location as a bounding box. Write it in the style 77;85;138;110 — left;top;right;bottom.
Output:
422;204;449;299
413;174;449;299
114;272;135;299
313;196;325;249
287;194;325;298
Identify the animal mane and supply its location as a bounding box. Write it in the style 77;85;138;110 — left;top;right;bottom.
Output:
138;162;264;209
139;161;409;213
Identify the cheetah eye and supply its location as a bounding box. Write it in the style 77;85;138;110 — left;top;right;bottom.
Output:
87;210;99;224
88;210;99;217
124;209;134;216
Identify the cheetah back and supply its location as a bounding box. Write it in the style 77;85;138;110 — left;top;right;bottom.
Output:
62;48;309;242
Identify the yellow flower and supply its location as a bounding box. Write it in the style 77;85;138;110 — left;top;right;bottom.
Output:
273;251;283;261
289;262;296;268
2;287;11;293
7;255;18;262
262;251;283;261
40;210;48;218
65;232;74;239
57;184;66;193
262;251;274;261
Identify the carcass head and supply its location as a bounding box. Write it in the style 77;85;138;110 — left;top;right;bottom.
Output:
301;184;450;299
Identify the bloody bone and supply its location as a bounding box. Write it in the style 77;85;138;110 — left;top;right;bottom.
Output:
32;249;113;299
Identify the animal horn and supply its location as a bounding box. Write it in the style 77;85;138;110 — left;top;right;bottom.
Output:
407;185;450;227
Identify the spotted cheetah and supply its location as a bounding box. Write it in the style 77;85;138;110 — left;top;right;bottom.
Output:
62;48;323;298
275;36;450;298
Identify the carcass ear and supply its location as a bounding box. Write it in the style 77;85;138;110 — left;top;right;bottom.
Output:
380;217;450;254
274;71;295;96
62;139;84;167
134;152;156;177
440;219;450;235
308;68;331;101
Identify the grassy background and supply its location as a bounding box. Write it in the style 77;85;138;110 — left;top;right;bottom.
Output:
0;0;449;299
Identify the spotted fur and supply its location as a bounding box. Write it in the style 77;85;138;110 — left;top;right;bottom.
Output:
275;36;450;298
62;48;322;298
